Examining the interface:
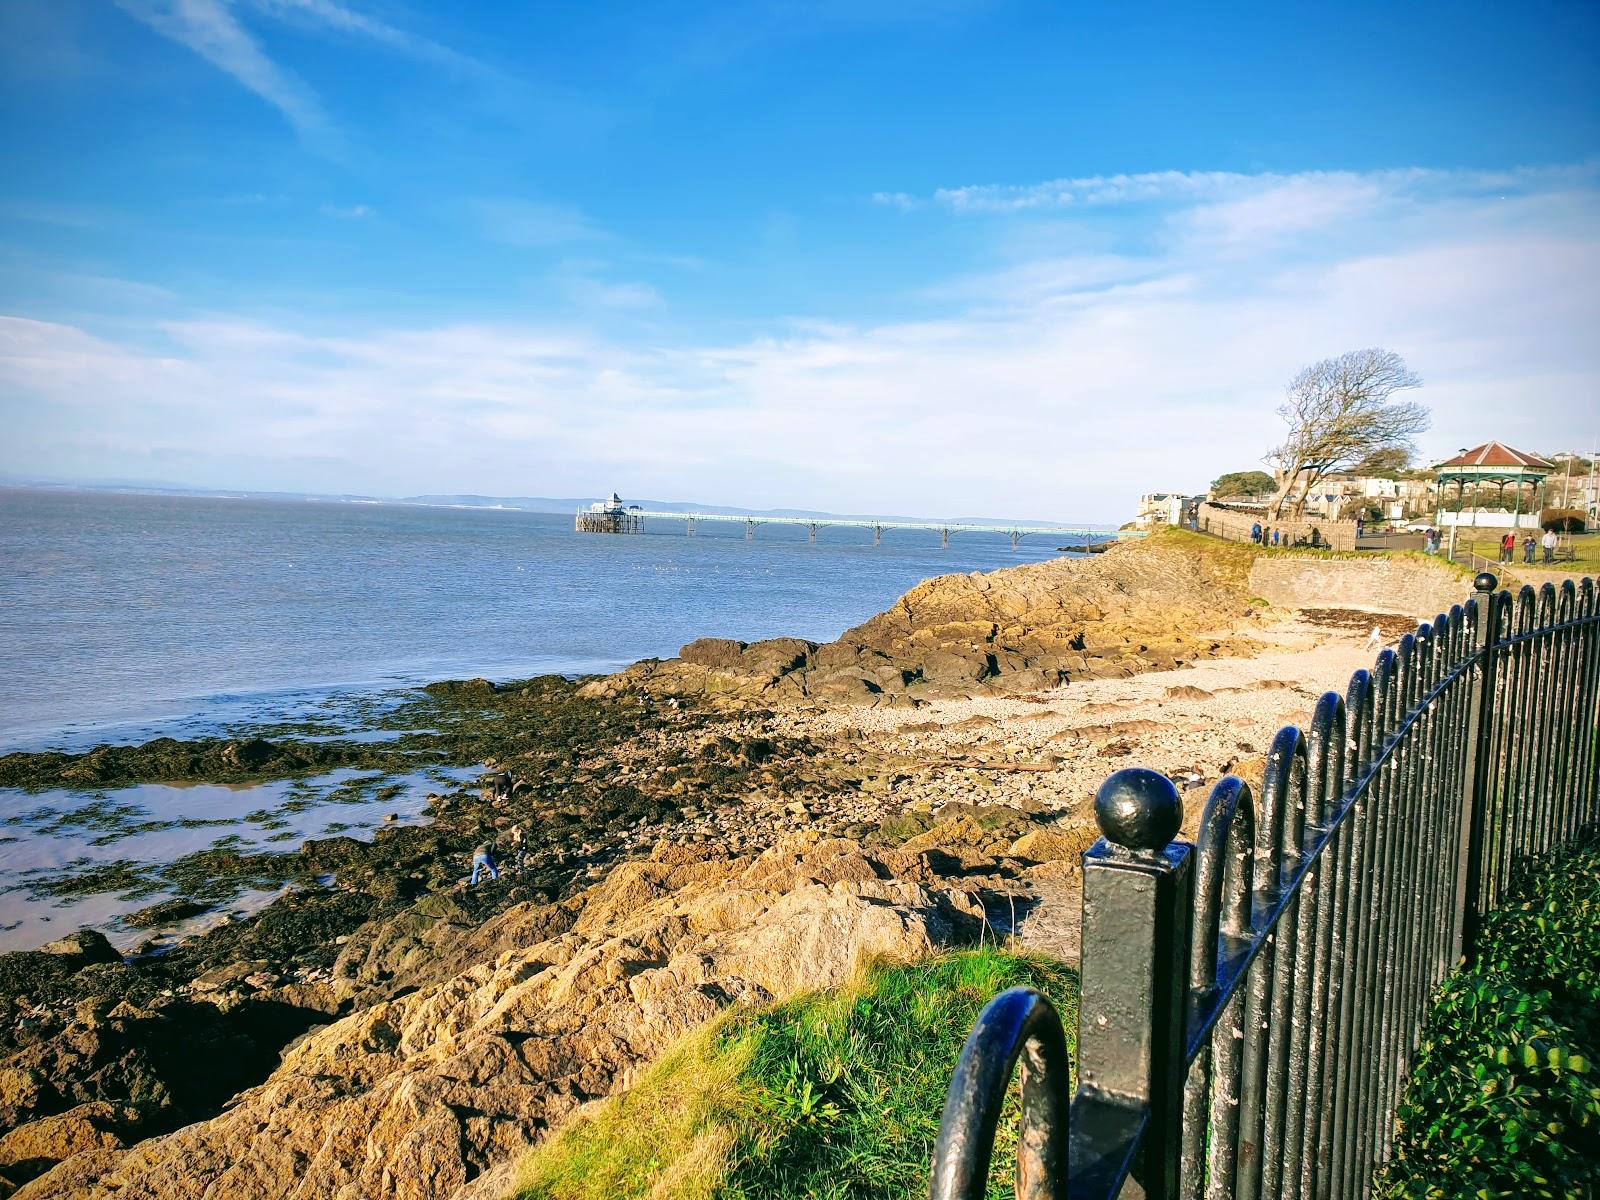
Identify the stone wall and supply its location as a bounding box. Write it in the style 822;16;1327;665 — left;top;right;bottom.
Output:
1247;556;1472;619
1197;502;1357;552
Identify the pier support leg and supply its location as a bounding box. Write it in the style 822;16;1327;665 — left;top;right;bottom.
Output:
941;527;950;548
1010;531;1021;552
745;519;755;540
808;523;818;544
686;517;695;536
874;525;883;547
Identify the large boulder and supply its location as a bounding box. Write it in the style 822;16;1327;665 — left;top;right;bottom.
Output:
679;638;746;668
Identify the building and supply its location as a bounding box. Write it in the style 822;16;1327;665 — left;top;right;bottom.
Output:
1134;492;1193;528
1433;442;1554;531
575;491;644;534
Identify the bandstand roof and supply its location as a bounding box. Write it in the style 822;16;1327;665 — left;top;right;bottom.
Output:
1435;442;1553;475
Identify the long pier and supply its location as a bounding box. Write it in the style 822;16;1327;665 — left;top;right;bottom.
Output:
622;509;1140;550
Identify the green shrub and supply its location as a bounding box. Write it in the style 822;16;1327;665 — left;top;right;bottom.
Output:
1375;839;1600;1199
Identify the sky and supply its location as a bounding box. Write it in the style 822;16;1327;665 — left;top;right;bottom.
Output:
1;1;1597;523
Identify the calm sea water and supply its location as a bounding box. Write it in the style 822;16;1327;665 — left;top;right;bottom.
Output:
0;488;1080;750
0;488;1090;948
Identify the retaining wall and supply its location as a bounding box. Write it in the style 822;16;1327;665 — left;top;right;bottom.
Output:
1247;556;1472;619
1197;502;1357;552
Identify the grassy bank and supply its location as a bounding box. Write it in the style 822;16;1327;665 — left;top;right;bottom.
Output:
513;949;1079;1200
1375;837;1600;1199
1455;532;1600;573
1152;526;1476;581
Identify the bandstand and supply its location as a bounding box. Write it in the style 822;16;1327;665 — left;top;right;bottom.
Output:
1433;441;1553;530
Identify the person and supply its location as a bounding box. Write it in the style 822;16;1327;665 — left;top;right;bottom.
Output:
509;824;526;871
1366;624;1383;652
1355;517;1365;539
1523;534;1536;563
1250;521;1262;544
1542;528;1558;564
470;841;499;887
1500;531;1515;563
1271;529;1280;547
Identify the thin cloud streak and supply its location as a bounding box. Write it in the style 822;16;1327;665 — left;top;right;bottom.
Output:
114;0;333;145
883;162;1600;214
112;0;493;150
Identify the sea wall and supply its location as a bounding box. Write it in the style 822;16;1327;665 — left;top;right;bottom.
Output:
1197;501;1357;552
1247;555;1471;618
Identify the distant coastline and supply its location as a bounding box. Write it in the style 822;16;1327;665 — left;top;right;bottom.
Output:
0;479;1107;531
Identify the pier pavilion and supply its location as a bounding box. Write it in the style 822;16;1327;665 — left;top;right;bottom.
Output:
573;492;643;534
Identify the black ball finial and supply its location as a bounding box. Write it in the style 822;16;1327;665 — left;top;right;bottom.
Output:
1094;767;1182;851
1473;571;1498;594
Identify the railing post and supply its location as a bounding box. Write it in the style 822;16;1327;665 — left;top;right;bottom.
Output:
1072;768;1193;1200
1451;571;1499;964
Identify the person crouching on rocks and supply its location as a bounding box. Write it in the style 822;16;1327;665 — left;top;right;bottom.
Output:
509;824;526;870
470;841;499;887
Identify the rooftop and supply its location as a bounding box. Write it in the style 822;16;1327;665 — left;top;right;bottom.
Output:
1435;441;1554;471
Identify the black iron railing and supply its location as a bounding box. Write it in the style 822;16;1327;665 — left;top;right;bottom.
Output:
932;572;1600;1200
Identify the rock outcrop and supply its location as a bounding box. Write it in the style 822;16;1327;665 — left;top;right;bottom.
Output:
19;818;1081;1200
583;536;1258;706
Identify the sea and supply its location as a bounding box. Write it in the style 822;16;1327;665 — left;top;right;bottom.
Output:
0;488;1087;947
0;488;1087;750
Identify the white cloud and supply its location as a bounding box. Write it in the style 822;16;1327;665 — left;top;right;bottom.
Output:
4;166;1597;518
114;0;332;144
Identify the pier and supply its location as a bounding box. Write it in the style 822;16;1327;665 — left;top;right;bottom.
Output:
576;495;1138;550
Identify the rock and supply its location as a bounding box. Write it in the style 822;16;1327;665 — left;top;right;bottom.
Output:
21;834;996;1200
124;899;207;930
218;738;281;770
0;1101;133;1188
36;932;121;967
190;961;264;994
611;537;1259;708
1008;827;1100;863
920;650;989;684
737;638;815;679
422;678;497;698
679;638;747;668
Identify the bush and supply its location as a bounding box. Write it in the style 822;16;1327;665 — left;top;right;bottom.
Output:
1374;839;1600;1199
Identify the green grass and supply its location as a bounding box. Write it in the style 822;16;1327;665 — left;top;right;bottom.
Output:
512;950;1079;1200
1153;526;1476;580
1375;838;1600;1200
1458;533;1600;574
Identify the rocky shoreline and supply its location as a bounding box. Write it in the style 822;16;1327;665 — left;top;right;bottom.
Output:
0;534;1444;1196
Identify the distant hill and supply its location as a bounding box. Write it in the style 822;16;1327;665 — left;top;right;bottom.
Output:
1;479;1099;530
402;494;1093;527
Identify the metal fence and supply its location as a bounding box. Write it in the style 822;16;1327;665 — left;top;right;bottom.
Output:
930;571;1600;1200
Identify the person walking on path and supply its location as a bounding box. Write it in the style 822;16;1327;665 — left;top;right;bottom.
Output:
1542;528;1559;564
1500;532;1515;563
470;841;499;887
1250;521;1262;544
1523;534;1536;563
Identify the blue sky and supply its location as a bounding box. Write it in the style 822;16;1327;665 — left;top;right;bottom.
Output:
1;1;1597;521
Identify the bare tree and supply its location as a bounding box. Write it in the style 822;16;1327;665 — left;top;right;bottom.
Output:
1265;349;1427;519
